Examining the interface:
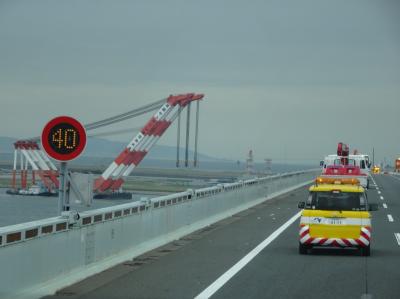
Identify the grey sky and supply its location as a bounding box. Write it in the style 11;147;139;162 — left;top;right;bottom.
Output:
0;0;399;164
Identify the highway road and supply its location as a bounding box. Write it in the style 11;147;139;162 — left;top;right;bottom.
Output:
45;175;400;299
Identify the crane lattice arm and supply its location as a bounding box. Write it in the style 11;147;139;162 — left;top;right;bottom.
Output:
94;93;204;192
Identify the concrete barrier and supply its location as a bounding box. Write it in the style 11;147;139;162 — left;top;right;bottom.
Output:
0;170;319;299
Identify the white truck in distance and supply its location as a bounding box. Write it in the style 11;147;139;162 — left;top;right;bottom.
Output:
322;154;371;188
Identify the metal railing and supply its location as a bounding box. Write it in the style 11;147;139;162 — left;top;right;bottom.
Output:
0;170;317;249
0;169;319;299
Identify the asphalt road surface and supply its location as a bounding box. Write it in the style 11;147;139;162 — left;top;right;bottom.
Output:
45;174;400;299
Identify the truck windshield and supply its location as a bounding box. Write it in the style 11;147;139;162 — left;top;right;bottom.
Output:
348;159;355;166
307;191;366;211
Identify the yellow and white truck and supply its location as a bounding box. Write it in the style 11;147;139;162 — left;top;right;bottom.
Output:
298;178;378;256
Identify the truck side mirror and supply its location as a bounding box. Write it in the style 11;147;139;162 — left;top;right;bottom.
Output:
369;203;379;211
298;202;305;209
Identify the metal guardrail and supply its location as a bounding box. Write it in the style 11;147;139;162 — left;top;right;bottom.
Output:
0;169;319;299
0;170;316;249
0;217;68;247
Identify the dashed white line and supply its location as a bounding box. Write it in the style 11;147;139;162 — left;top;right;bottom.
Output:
383;203;388;209
395;233;400;246
377;191;381;194
194;211;302;299
387;214;394;222
380;196;384;200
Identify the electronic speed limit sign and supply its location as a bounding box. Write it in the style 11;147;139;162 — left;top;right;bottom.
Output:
41;116;86;161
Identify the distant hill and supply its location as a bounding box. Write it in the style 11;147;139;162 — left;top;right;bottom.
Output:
84;137;227;162
0;136;226;162
0;136;314;172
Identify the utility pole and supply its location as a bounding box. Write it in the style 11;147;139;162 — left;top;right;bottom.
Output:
372;147;375;167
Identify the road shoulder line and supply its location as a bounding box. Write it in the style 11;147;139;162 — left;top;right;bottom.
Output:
194;211;302;299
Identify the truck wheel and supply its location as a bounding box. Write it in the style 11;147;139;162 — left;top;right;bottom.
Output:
299;243;308;255
361;245;370;256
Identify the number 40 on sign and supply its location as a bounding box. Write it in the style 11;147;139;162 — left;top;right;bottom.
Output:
41;116;86;162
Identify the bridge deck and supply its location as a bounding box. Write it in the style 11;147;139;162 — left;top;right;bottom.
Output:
44;175;400;299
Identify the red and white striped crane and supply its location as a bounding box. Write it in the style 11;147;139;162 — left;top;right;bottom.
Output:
93;93;204;192
9;93;204;194
11;141;59;192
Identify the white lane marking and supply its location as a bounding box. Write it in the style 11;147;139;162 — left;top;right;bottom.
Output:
380;196;384;200
377;191;381;194
395;233;400;246
194;211;302;299
383;203;388;209
388;214;394;222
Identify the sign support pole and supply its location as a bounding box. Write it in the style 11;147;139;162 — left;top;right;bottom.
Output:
58;162;68;215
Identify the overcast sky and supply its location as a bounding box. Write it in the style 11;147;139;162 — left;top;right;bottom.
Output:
0;0;399;165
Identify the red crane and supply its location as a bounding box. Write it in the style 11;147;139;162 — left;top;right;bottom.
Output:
10;93;204;194
337;142;350;165
93;93;204;192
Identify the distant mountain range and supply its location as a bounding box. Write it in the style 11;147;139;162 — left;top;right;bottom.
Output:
0;136;314;173
0;136;227;162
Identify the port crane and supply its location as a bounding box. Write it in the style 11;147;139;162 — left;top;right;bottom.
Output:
10;93;204;195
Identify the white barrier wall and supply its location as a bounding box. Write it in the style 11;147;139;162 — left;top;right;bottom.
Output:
0;170;319;299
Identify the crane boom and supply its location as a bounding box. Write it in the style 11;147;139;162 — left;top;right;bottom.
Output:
337;142;350;165
94;93;204;192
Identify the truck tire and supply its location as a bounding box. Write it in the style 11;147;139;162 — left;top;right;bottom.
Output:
299;243;308;255
361;245;370;256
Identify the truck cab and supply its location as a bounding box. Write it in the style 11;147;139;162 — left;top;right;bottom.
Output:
372;165;381;174
349;154;371;176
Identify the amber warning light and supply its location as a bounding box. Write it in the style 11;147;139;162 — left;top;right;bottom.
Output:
41;116;86;161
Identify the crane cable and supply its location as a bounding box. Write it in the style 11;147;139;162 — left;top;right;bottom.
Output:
28;98;165;142
85;98;165;130
87;127;141;138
